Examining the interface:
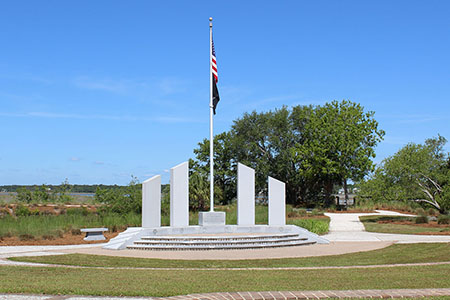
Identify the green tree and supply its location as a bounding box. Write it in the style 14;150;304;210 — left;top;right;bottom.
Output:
292;100;384;204
191;101;383;207
95;176;142;214
16;187;33;203
192;132;236;204
359;135;450;213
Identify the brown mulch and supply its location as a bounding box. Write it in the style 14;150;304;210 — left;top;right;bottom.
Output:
0;231;120;246
326;209;376;213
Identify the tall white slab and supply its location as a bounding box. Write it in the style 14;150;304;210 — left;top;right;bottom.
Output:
237;163;255;225
142;175;161;228
268;176;286;226
170;161;189;227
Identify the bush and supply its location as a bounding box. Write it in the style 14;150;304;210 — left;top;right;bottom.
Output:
14;204;31;217
66;207;89;216
71;228;82;235
415;208;426;216
19;234;35;241
428;208;438;216
415;215;429;224
437;215;450;225
311;208;323;216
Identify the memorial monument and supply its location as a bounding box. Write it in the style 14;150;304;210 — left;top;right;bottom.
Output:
103;18;328;250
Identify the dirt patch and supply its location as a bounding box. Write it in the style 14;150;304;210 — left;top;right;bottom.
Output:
0;231;119;246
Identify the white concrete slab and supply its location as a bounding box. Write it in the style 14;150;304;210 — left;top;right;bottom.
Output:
142;175;161;228
237;163;255;225
170;161;189;227
268;176;286;226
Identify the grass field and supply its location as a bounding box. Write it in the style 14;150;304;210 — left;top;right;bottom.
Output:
10;243;450;268
360;216;450;235
0;264;449;297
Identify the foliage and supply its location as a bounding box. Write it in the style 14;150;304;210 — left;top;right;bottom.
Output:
95;176;142;214
415;215;429;224
292;100;384;205
359;135;450;213
437;215;450;225
192;100;384;207
191;132;236;205
0;211;140;239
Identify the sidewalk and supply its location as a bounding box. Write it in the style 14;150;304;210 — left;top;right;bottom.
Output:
323;210;450;243
2;288;450;299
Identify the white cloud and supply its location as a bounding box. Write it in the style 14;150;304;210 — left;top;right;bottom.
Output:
69;157;81;162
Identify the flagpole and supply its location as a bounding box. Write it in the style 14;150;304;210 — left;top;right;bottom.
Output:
209;17;214;212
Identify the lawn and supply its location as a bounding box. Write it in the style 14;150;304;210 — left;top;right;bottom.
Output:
0;264;449;297
10;243;450;268
360;215;450;235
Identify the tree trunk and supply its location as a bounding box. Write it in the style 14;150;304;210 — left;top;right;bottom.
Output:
343;179;349;206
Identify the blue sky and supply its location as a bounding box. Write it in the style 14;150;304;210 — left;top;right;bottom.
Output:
1;1;449;185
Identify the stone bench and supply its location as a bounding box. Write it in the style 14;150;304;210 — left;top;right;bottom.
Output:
80;228;108;241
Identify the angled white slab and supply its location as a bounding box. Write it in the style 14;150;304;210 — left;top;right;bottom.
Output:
170;161;189;227
237;163;255;225
142;175;161;228
268;176;286;226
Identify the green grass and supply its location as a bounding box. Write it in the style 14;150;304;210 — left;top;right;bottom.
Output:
360;216;450;235
11;243;450;268
0;212;140;239
0;204;329;239
0;264;449;296
287;217;329;235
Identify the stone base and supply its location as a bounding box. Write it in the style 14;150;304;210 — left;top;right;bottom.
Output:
198;211;226;226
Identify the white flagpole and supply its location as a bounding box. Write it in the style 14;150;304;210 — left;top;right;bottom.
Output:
209;17;214;212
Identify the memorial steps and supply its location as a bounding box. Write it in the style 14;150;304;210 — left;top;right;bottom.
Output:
126;233;316;250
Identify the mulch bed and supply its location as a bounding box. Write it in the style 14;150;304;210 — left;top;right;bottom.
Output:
0;231;120;246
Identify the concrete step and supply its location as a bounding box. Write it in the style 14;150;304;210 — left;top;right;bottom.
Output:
133;237;307;246
126;240;316;251
127;232;317;251
139;233;299;242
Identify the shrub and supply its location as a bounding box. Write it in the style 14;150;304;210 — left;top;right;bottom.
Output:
71;228;81;235
415;208;426;216
437;215;450;225
311;208;323;216
287;211;299;218
14;204;31;217
42;234;55;240
415;215;429;224
66;207;89;216
428;208;438;216
19;234;35;241
297;208;307;216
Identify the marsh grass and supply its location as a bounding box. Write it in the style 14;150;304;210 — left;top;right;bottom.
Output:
0;213;140;239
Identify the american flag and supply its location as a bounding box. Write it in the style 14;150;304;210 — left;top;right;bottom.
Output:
211;37;218;82
211;35;220;114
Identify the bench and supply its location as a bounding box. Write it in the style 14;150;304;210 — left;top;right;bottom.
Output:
80;228;108;241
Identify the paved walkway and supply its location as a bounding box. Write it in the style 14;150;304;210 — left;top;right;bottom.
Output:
323;210;450;243
1;210;449;262
2;288;450;299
